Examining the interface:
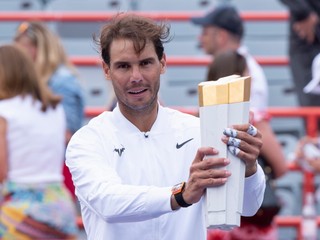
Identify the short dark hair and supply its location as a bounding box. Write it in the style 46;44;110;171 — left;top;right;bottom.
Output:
97;14;171;65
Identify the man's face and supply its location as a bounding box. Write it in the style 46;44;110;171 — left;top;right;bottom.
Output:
103;38;166;113
199;26;220;55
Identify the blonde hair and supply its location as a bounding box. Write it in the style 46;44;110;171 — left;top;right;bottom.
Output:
0;44;61;111
14;21;77;83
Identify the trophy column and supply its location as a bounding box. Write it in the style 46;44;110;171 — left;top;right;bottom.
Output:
198;76;251;230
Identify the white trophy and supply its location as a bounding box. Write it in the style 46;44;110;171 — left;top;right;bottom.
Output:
198;75;251;230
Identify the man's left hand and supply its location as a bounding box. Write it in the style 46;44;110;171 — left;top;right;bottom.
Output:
222;123;263;177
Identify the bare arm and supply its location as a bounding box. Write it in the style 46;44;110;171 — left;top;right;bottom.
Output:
65;129;72;145
0;117;8;183
255;120;287;178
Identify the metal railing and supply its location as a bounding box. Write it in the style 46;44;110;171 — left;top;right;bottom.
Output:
0;11;288;22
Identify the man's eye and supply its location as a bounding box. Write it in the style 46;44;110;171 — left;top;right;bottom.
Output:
118;64;129;69
141;60;151;66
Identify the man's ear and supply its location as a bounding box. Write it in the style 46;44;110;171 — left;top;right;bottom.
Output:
160;53;167;74
102;61;111;80
218;28;230;44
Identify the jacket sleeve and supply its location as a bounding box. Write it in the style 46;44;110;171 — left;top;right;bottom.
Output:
242;164;266;216
49;67;85;134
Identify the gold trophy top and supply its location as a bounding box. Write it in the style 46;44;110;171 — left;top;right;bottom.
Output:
198;75;251;107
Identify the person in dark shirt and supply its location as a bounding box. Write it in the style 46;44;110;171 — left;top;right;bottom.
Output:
279;0;320;110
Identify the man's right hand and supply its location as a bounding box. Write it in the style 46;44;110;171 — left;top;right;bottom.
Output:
182;147;231;205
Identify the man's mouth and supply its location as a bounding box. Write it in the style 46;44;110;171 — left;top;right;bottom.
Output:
129;88;147;94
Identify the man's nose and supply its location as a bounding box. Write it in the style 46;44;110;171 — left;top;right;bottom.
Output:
130;66;142;82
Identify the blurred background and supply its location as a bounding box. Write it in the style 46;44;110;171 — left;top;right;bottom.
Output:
0;0;313;239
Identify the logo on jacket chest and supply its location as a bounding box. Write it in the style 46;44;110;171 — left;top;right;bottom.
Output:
114;145;125;157
176;138;194;149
